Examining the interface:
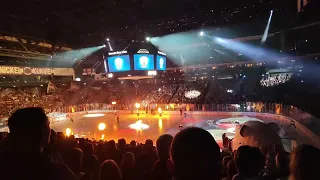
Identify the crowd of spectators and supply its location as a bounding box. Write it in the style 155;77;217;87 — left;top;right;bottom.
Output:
0;107;320;180
0;81;214;117
0;87;65;117
144;85;178;104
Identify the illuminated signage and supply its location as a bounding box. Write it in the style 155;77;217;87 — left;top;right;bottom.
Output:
137;49;149;54
147;71;157;75
108;51;127;56
0;66;74;76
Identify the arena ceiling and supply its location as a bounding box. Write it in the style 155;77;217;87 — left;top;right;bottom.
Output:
0;0;297;47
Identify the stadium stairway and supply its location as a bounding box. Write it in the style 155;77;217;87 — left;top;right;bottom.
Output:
200;82;211;103
167;84;180;104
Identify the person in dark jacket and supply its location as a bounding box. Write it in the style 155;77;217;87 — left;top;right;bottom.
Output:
0;107;76;180
151;134;173;180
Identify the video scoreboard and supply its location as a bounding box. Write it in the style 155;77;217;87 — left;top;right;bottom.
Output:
105;49;166;73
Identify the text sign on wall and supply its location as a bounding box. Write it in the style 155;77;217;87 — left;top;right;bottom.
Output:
137;49;149;54
0;66;74;76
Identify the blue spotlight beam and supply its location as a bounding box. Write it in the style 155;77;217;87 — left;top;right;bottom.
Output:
54;45;105;67
214;36;320;82
107;42;113;51
214;37;282;62
262;10;273;43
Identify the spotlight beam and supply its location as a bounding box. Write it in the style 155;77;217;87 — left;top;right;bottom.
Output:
108;41;113;51
213;37;282;64
262;10;273;43
55;45;105;67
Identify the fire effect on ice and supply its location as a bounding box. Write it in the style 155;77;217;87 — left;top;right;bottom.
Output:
129;120;149;131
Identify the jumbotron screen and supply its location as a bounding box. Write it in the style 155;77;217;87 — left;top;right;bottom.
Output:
133;54;155;70
156;55;167;70
107;55;131;72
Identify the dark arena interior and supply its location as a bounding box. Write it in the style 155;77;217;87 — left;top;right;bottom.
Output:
0;1;320;180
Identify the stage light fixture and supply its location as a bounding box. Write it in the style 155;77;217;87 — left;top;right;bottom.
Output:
199;31;204;36
106;38;110;42
146;37;150;41
102;44;106;47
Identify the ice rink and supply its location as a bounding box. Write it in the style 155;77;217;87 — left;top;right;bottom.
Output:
50;112;279;145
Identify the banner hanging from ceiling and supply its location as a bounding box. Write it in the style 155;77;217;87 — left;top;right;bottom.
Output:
0;66;74;76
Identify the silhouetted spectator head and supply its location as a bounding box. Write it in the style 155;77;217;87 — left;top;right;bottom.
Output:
83;142;95;155
8;107;50;149
235;146;264;178
100;160;122;180
130;140;136;147
222;156;233;168
222;156;233;177
222;133;226;139
170;127;221;180
156;134;173;161
145;139;153;148
226;160;237;179
107;140;117;151
121;152;135;169
118;138;126;150
64;148;83;174
82;142;99;175
289;145;320;180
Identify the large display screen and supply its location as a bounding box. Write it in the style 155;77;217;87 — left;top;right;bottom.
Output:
107;55;131;72
133;54;154;70
156;55;167;70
